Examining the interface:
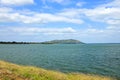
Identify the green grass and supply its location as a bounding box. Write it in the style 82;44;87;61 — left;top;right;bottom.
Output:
0;60;116;80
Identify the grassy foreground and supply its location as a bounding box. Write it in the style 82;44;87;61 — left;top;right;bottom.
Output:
0;60;116;80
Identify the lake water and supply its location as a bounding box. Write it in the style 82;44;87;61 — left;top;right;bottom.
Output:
0;44;120;78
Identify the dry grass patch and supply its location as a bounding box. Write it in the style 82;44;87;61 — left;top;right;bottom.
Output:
0;60;117;80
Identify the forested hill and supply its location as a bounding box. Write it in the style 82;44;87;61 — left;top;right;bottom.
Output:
0;39;84;44
41;39;84;44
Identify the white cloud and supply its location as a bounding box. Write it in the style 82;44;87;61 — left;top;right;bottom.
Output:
0;0;34;5
0;0;119;25
73;25;120;43
0;0;119;26
76;2;86;7
106;19;120;25
99;0;120;7
0;25;119;42
0;0;120;43
7;27;76;35
0;7;13;12
42;0;71;5
59;0;120;26
57;9;81;18
0;7;83;24
83;7;120;24
51;0;64;4
83;0;120;25
32;13;83;24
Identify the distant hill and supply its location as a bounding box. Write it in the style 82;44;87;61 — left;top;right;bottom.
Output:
0;39;84;44
40;39;84;44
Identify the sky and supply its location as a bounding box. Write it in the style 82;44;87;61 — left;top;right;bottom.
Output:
0;0;120;43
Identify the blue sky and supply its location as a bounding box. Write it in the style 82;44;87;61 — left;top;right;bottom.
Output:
0;0;120;43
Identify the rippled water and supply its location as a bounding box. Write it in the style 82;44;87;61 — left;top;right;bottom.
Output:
0;44;120;78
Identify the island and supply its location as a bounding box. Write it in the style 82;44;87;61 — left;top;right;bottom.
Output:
0;39;84;44
41;39;84;44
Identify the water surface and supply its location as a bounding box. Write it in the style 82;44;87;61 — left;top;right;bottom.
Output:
0;44;120;78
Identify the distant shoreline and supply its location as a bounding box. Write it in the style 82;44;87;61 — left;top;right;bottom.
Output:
0;39;84;44
0;42;119;44
0;41;40;44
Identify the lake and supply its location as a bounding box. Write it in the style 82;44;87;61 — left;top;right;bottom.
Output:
0;44;120;78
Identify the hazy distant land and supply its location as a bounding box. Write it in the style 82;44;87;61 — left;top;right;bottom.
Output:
0;39;84;44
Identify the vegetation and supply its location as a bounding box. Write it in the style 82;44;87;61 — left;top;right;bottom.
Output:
0;60;116;80
40;39;84;44
0;39;84;44
0;41;39;44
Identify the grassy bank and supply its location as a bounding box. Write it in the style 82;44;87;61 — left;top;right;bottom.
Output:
0;60;116;80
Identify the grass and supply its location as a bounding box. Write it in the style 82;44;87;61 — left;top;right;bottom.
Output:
0;60;117;80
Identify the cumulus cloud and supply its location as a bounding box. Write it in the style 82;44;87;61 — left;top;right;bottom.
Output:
0;7;83;24
82;0;120;27
0;27;76;35
0;0;34;5
50;0;65;4
76;2;86;7
0;0;120;42
3;0;119;25
57;9;81;18
83;7;120;24
1;25;119;43
99;0;120;7
42;0;71;5
0;0;119;25
79;26;120;36
59;0;120;26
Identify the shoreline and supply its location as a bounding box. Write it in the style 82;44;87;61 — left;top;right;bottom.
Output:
0;60;117;80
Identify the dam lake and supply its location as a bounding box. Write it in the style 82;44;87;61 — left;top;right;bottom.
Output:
0;43;120;78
